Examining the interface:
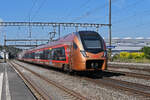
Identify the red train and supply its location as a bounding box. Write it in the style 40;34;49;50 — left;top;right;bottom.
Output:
18;31;107;72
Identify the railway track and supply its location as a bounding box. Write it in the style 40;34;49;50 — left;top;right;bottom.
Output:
83;77;150;98
8;61;52;100
11;60;150;99
9;61;88;100
108;65;150;73
105;69;150;80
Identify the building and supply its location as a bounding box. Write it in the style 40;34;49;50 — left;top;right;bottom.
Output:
105;37;150;55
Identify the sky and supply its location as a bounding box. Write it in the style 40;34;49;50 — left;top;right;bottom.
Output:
0;0;150;45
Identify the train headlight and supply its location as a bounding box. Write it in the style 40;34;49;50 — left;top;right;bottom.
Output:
91;63;94;68
80;50;87;57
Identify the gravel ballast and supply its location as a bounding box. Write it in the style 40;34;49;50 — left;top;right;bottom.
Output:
13;60;150;100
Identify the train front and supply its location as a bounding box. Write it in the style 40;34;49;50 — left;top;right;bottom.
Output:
72;31;107;71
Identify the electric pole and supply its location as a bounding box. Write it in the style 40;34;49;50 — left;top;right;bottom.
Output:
109;0;112;60
4;34;6;63
29;16;32;38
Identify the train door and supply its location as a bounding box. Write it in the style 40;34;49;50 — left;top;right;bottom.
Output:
71;42;79;70
51;47;66;68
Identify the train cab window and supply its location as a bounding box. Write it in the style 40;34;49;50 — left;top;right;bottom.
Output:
52;47;66;61
79;31;104;53
73;42;78;50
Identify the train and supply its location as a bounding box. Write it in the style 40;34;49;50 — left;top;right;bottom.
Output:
18;31;107;72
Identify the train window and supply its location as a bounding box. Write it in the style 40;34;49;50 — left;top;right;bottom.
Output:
73;42;78;50
35;51;40;59
26;53;28;58
43;49;50;60
52;47;66;61
30;52;35;59
79;31;104;53
43;50;46;59
84;40;102;49
27;53;29;58
32;52;35;59
39;51;44;59
48;49;52;60
29;53;31;58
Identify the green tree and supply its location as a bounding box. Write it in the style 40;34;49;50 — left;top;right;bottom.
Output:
141;46;150;59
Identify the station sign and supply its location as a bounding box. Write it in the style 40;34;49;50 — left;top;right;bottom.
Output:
107;46;116;49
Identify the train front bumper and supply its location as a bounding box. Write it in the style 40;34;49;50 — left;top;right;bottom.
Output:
73;59;107;71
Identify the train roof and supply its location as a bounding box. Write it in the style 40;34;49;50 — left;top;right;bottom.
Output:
23;30;100;53
25;32;75;52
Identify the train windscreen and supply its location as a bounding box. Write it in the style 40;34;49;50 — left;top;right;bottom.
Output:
79;31;104;53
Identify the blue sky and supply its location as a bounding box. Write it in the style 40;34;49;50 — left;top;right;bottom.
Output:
0;0;150;44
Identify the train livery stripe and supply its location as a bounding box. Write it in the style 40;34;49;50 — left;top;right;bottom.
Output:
23;45;69;64
23;57;68;63
27;44;67;53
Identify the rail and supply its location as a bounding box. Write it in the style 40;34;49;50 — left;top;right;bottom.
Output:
83;77;150;98
8;61;51;100
10;61;88;100
108;65;150;73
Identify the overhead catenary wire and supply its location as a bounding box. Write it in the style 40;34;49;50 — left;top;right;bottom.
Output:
112;0;145;16
29;0;38;21
29;0;46;38
24;0;38;22
94;0;144;22
73;0;119;22
24;0;38;38
65;0;92;17
112;1;148;25
105;0;148;32
31;0;47;21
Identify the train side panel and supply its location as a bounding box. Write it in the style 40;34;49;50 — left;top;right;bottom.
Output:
20;45;70;69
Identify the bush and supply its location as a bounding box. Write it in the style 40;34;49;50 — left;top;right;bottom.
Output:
120;52;131;59
141;46;150;59
112;54;120;60
120;52;144;59
131;52;144;59
112;51;149;63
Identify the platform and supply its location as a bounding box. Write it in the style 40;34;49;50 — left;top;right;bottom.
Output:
0;62;36;100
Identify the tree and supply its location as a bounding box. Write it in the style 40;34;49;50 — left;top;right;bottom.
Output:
141;46;150;59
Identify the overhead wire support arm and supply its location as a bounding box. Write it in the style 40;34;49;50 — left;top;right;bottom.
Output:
0;22;109;27
5;39;49;41
4;39;49;47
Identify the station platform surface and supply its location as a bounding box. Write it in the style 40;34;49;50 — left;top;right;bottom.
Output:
0;62;36;100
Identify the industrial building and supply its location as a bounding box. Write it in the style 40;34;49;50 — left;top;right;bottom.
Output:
105;37;150;55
